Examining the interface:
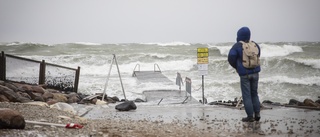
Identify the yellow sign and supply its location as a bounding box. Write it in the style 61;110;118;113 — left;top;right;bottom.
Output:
197;48;209;64
197;53;209;58
197;48;208;53
197;58;208;64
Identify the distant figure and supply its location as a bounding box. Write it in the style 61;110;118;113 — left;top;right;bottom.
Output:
228;27;261;122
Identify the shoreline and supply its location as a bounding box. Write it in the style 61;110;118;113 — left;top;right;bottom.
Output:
1;102;319;137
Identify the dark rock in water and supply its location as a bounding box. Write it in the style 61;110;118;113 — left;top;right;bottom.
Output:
289;99;303;106
106;97;116;103
134;98;145;102
315;99;320;104
115;101;137;111
304;98;320;107
120;99;129;102
208;101;218;105
111;96;120;102
0;108;25;129
262;100;273;104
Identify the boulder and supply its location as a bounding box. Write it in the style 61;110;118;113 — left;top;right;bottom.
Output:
52;93;67;103
47;99;58;105
106;97;116;103
288;99;303;106
25;90;44;102
42;91;54;101
31;86;45;94
303;98;320;107
115;101;137;111
50;102;76;114
111;96;120;102
0;95;9;102
4;83;19;92
66;93;80;103
0;85;21;102
0;108;25;129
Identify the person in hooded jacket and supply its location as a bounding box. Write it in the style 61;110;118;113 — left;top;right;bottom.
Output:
228;27;261;122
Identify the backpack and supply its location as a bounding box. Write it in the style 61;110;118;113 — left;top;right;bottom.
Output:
240;41;260;69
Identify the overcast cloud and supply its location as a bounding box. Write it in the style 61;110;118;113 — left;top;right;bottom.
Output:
0;0;319;44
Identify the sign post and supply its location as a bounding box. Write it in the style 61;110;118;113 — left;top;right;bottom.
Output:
197;48;208;104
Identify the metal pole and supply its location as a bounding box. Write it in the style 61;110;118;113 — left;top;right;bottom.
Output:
202;75;204;104
102;56;115;101
113;54;127;100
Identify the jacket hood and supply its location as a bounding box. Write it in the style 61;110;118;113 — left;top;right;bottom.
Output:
236;27;251;42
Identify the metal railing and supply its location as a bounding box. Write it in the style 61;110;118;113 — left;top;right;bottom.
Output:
0;51;80;93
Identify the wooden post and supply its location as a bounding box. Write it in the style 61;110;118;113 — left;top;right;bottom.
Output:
39;60;46;85
0;51;6;81
74;66;80;93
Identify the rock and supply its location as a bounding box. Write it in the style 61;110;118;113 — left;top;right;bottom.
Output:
288;99;303;106
31;86;45;94
47;99;58;105
96;100;107;105
52;93;67;103
17;96;32;103
66;93;80;103
4;83;19;92
25;90;44;102
262;100;273;104
111;96;120;102
115;101;137;111
0;85;21;102
42;91;54;101
50;102;76;114
91;98;98;104
67;96;79;103
303;98;320;107
315;99;320;104
134;98;145;102
21;84;33;91
0;108;25;129
18;92;31;100
24;101;49;107
0;94;9;102
106;97;116;103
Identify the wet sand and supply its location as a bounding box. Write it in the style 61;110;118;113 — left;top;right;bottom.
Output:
1;102;319;137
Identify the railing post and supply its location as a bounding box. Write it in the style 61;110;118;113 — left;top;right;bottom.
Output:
39;60;46;85
74;66;80;93
0;51;6;81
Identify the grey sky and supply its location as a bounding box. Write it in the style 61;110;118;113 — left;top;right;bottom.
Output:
0;0;319;44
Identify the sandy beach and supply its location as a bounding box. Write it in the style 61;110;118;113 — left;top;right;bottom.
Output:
0;101;319;137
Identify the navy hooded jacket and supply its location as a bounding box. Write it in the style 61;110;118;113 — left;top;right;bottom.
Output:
228;27;261;76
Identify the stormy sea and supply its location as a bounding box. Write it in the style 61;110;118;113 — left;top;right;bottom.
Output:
1;41;319;104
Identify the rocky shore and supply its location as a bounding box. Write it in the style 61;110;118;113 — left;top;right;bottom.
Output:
1;80;320;137
0;102;227;137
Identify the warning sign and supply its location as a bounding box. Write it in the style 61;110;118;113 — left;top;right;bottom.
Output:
197;48;209;75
